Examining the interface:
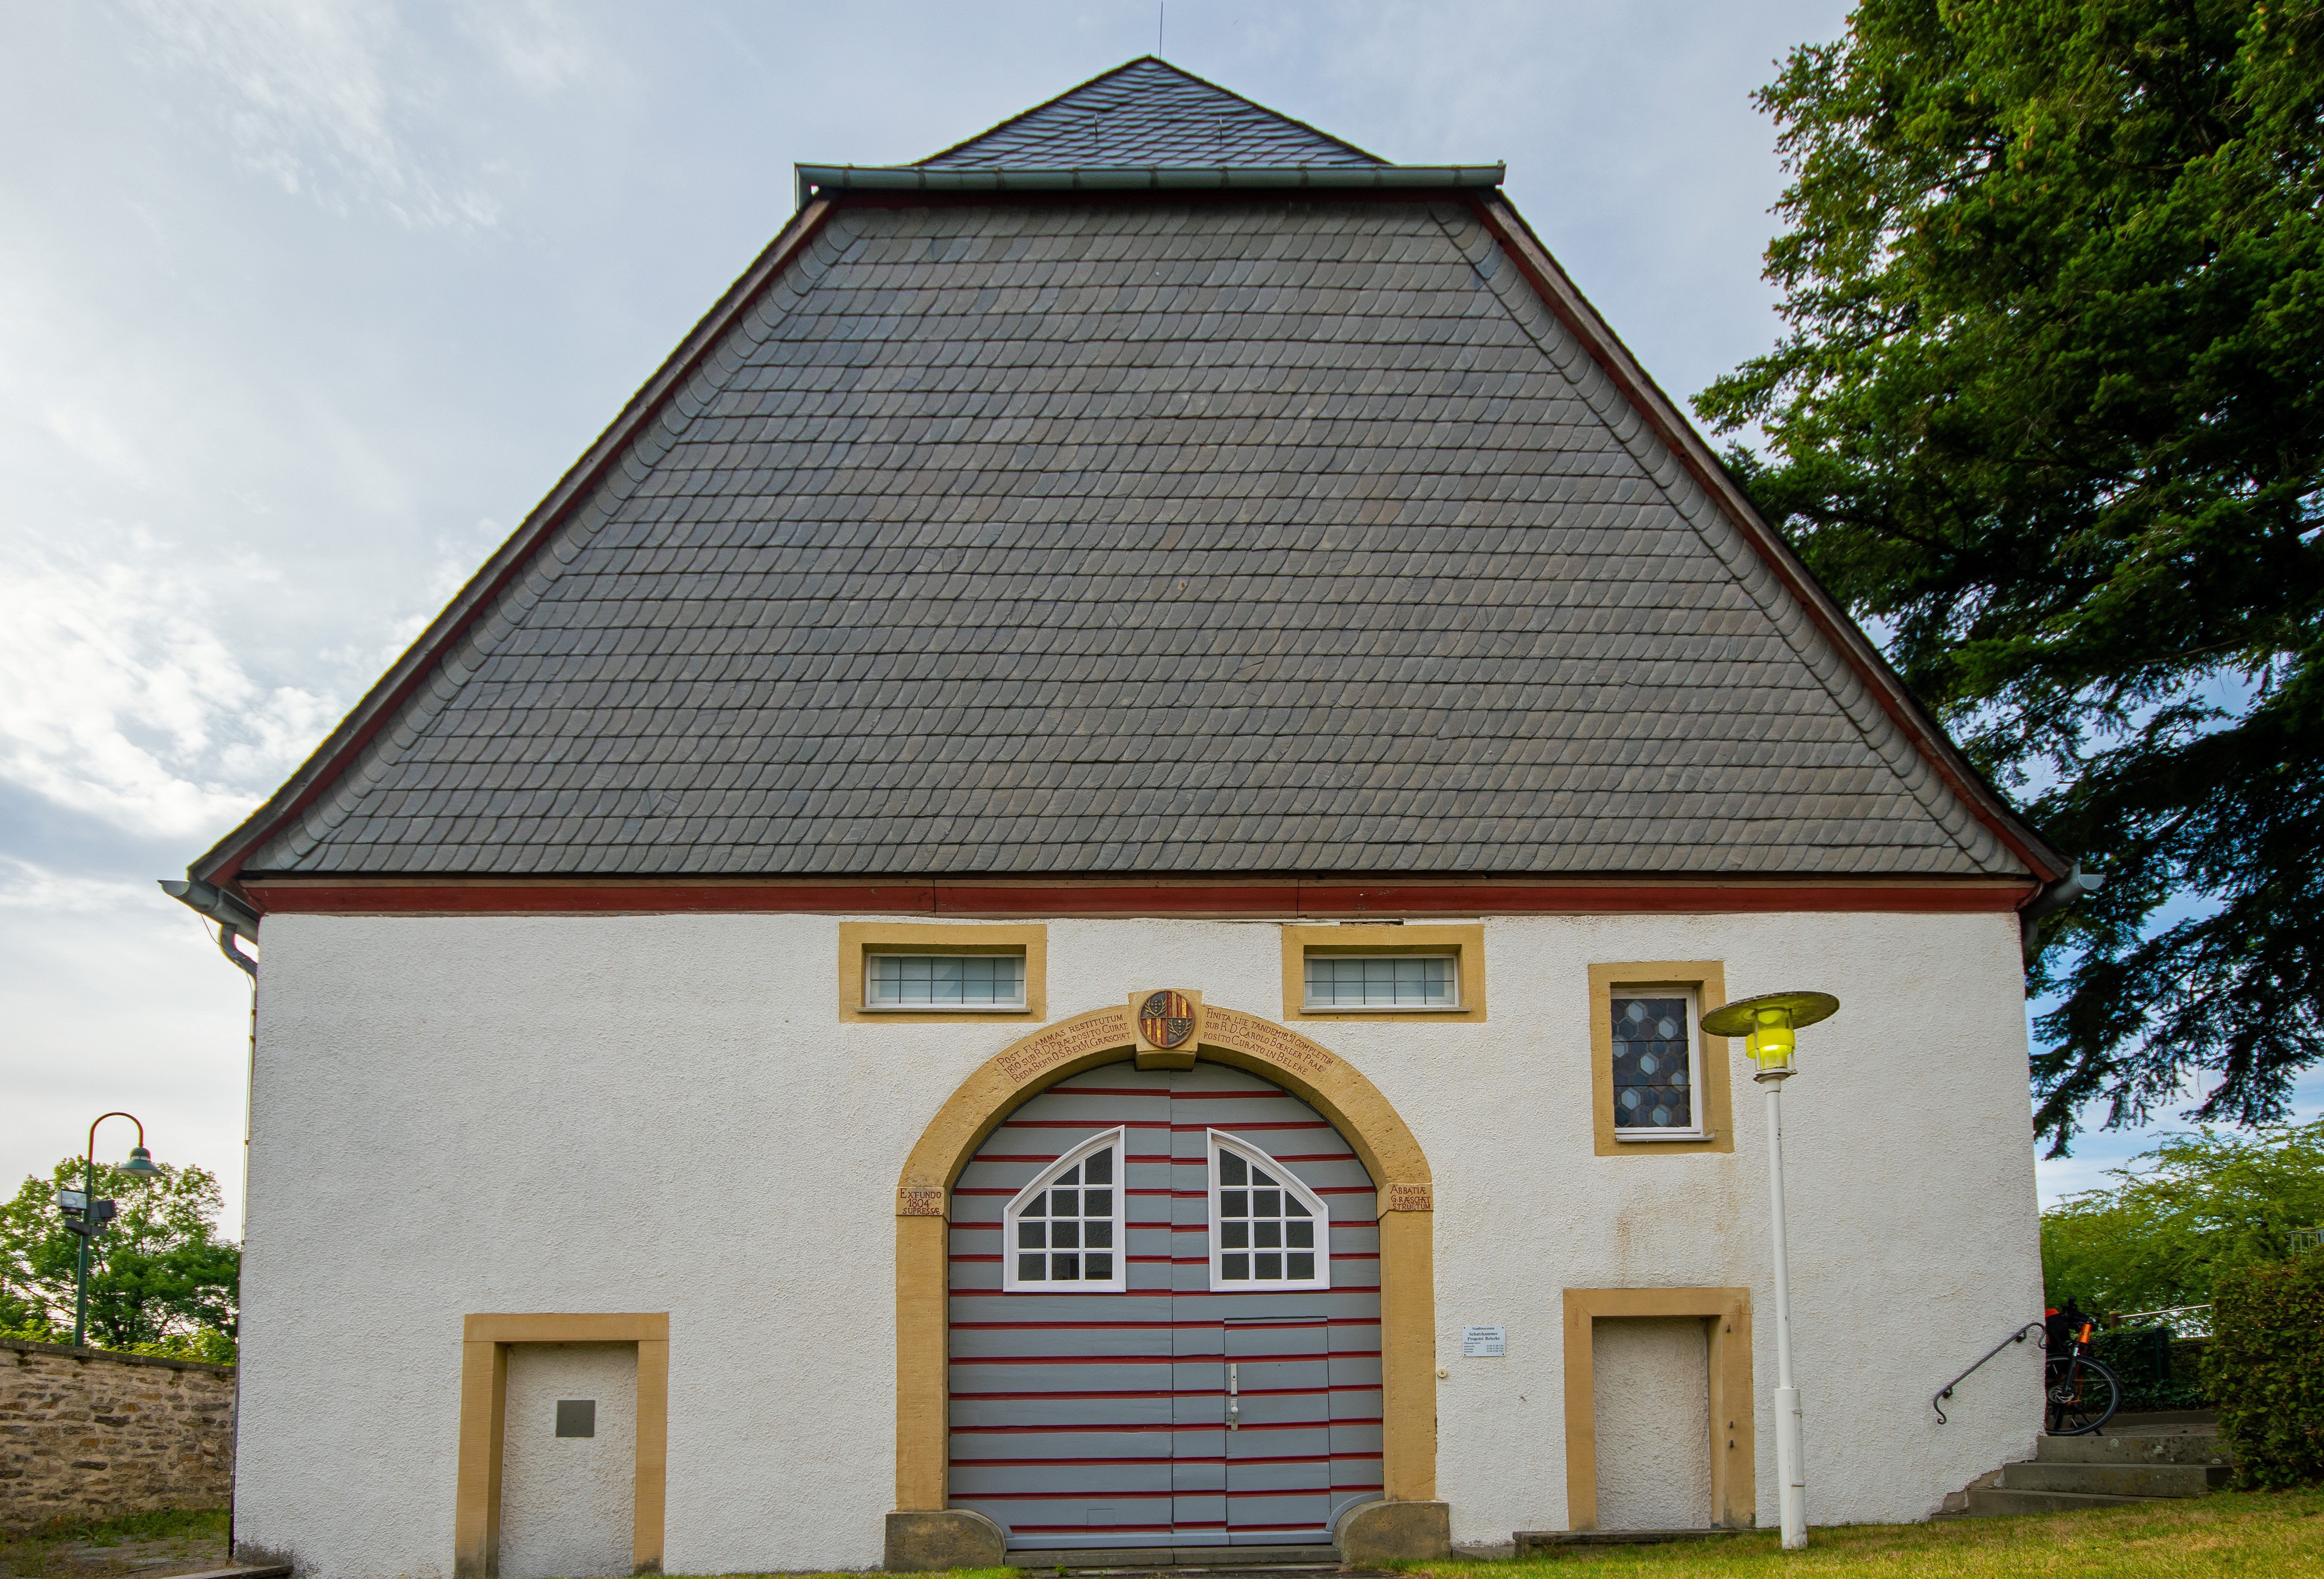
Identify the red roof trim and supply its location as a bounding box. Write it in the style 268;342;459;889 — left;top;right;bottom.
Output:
1463;196;2064;883
238;874;2033;918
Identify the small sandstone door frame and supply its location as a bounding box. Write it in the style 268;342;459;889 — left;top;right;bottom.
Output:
893;1004;1438;1519
1562;1287;1754;1530
453;1312;670;1579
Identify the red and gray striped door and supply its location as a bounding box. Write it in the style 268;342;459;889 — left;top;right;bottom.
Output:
948;1060;1384;1549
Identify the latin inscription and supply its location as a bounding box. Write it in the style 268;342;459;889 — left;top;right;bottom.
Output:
997;1010;1133;1084
1384;1182;1433;1213
897;1187;945;1217
1204;1008;1339;1078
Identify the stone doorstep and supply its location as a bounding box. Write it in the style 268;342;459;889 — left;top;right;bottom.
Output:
1012;1548;1340;1569
1052;1568;1384;1579
1516;1529;1746;1551
1964;1487;2156;1516
1961;1427;2237;1517
2036;1432;2231;1467
2003;1460;2233;1498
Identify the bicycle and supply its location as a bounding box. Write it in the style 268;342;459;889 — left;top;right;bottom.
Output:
2042;1311;2121;1436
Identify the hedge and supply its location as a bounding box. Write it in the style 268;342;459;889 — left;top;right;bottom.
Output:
2204;1255;2324;1487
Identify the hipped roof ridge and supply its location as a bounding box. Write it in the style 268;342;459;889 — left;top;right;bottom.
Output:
913;55;1385;170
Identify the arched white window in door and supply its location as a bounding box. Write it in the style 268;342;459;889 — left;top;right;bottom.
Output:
1001;1127;1127;1294
1208;1130;1331;1292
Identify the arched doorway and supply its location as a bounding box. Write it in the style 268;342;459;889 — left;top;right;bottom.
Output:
947;1059;1382;1551
889;1003;1438;1568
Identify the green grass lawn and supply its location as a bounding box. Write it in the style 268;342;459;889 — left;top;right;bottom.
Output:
1395;1490;2324;1578
0;1509;227;1579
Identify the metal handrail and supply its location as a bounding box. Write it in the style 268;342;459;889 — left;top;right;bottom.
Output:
1933;1320;2046;1424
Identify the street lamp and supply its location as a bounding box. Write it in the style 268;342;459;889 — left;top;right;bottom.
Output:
69;1113;160;1348
1700;991;1838;1552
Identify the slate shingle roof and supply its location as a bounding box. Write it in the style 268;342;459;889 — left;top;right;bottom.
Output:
238;196;2031;881
917;58;1381;170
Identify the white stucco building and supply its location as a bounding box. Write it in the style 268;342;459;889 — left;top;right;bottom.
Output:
172;59;2072;1578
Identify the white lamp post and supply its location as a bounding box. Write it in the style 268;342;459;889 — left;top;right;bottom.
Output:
1701;990;1838;1552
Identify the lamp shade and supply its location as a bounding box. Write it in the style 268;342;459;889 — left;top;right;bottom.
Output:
121;1146;160;1177
1701;991;1840;1082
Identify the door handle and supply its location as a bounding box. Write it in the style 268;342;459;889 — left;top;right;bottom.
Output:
1228;1362;1239;1431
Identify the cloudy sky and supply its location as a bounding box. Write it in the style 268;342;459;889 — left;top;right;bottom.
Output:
5;0;2311;1238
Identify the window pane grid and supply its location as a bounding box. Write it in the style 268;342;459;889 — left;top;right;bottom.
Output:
1612;995;1694;1130
866;952;1025;1007
1303;953;1456;1007
1214;1146;1322;1287
1010;1143;1116;1286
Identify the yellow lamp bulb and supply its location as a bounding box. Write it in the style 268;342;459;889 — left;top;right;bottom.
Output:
1750;1006;1796;1067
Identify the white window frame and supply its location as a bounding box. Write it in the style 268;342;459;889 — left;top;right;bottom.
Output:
860;949;1028;1012
1206;1130;1331;1293
1000;1127;1128;1294
1609;985;1708;1142
1299;951;1462;1012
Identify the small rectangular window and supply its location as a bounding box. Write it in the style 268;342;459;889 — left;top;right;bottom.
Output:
1303;953;1459;1009
864;951;1026;1010
1610;989;1704;1138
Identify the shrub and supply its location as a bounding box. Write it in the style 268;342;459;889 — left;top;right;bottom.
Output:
2205;1256;2324;1487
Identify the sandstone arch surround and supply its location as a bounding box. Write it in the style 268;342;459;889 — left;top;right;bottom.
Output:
888;1004;1441;1567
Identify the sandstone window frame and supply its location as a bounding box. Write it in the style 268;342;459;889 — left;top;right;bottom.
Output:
1280;923;1486;1023
838;921;1046;1023
1587;962;1733;1157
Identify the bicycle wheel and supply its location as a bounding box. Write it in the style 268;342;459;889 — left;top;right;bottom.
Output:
2045;1355;2120;1436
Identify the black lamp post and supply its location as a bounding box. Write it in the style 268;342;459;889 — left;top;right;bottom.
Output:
70;1112;159;1348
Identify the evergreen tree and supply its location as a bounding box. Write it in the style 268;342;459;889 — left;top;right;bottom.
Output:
1697;0;2324;1149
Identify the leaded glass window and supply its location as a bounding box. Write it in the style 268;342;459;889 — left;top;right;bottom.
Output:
1208;1131;1330;1291
865;951;1025;1009
1002;1129;1126;1293
1611;994;1699;1133
1303;953;1458;1008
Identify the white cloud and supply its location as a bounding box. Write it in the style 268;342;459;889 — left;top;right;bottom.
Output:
456;0;597;96
0;530;339;840
121;0;503;230
0;854;154;912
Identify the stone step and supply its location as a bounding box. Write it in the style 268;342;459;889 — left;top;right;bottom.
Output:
1057;1568;1380;1579
1966;1486;2154;1516
2000;1459;2232;1498
1015;1548;1343;1571
2036;1432;2231;1467
1516;1529;1745;1551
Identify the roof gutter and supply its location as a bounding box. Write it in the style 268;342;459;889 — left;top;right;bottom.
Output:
2019;862;2104;961
795;162;1506;210
159;878;260;978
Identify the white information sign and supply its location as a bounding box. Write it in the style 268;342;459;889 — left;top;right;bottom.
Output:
1461;1324;1506;1358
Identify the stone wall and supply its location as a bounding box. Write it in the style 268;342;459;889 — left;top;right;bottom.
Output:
0;1338;234;1530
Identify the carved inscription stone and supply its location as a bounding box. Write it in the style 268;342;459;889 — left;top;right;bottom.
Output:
1205;1008;1340;1078
996;1009;1133;1085
1384;1182;1433;1213
897;1187;945;1218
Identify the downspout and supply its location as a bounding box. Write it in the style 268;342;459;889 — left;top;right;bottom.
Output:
160;878;259;978
158;876;258;1560
2020;862;2103;961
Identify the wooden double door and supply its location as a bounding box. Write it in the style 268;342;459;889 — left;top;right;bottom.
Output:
946;1060;1384;1550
